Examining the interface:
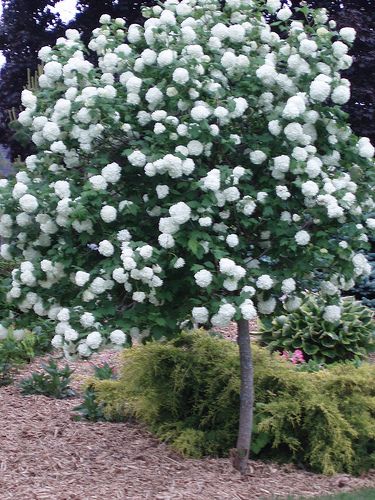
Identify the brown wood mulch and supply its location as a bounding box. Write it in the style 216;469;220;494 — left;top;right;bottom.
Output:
0;332;374;500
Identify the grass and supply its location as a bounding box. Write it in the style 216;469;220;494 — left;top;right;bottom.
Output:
283;488;375;499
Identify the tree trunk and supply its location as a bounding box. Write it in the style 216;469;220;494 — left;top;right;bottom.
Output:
231;319;254;474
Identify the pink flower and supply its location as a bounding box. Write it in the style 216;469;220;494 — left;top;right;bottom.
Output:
291;349;305;364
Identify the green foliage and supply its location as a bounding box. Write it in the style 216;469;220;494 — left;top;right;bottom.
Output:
88;331;375;475
260;294;375;363
73;362;117;421
20;358;75;399
0;361;14;386
93;362;116;380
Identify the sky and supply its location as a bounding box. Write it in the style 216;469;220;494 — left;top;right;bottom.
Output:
0;0;78;67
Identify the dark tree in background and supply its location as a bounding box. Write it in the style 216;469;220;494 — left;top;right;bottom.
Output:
293;0;375;144
0;0;155;161
69;0;155;45
0;0;65;159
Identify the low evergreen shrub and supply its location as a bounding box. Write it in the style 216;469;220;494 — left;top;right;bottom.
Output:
88;331;375;475
260;294;374;363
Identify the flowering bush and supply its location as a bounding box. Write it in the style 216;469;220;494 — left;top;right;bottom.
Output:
0;0;374;359
261;293;374;363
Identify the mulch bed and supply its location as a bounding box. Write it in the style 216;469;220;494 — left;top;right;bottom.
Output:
1;329;374;499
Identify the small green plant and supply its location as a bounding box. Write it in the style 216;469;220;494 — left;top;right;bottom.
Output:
0;361;14;386
93;362;116;380
260;294;374;364
20;359;75;399
73;362;117;421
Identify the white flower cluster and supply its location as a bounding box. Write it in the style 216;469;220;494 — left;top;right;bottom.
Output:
0;0;373;357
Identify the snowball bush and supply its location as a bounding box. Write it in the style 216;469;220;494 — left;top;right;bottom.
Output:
0;0;374;357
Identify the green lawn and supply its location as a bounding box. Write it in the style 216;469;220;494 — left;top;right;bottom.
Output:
315;490;375;500
282;489;375;500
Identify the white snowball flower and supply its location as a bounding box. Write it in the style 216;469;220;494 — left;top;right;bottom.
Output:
268;120;281;136
306;157;322;178
102;162;121;183
75;271;90;287
145;87;164;106
299;39;318;56
282;95;306;119
51;334;63;349
191;105;210;121
86;331;102;349
54;180;70;199
80;312;96;328
100;205;117;223
203;169;220;191
339;27;356;43
295;230;311;246
331;85;350;105
158;233;175;249
219;258;236;275
284;122;304;141
44;61;62;80
323;305;341;323
194;270;213;288
57;308;70;322
64;327;78;342
19;194;38;213
174;257;185;269
357;137;374;159
157;49;176;67
78;343;92;357
332;41;348;58
250;150;267;164
277;6;292;21
240;299;257;320
284;296;302;312
141;48;157;65
310;78;331;102
173;67;190;84
226;234;239;247
256;275;274;290
98;240;114;257
21;89;37;109
0;324;8;340
192;306;209;324
156;185;169;199
281;278;296;294
258;297;277;315
89;175;108;191
133;291;146;303
187;140;204;156
110;330;127;345
274;155;290;172
301;180;319;197
169;202;191;224
276;186;291;200
128;150;147;167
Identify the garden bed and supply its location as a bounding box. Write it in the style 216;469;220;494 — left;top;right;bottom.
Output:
0;350;374;500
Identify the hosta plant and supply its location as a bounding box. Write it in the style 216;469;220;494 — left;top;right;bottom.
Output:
261;293;375;363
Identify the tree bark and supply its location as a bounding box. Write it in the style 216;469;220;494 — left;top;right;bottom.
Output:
231;319;254;474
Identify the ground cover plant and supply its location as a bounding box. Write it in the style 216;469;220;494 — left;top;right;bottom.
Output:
0;0;374;471
85;331;375;475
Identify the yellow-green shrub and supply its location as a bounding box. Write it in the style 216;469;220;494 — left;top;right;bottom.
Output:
90;331;375;475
